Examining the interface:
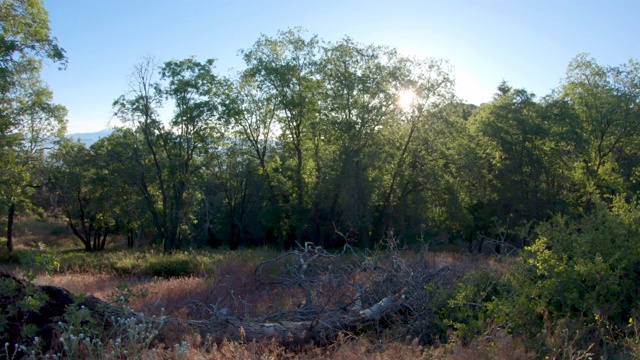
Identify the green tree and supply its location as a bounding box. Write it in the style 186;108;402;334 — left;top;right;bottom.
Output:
241;28;322;243
316;38;402;247
559;54;640;203
221;72;288;246
113;57;224;252
91;130;152;248
468;83;551;222
0;0;66;251
213;142;255;249
49;140;112;251
373;56;456;244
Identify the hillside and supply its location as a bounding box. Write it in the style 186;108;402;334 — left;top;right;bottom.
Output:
66;129;113;146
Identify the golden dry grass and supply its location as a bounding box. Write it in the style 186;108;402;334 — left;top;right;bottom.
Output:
146;333;433;359
4;220;534;360
34;273;161;299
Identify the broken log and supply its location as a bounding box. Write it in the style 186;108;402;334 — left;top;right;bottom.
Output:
78;291;399;346
179;295;398;345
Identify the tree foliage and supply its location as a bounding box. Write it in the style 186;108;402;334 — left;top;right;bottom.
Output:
1;18;633;259
0;0;66;251
83;42;639;253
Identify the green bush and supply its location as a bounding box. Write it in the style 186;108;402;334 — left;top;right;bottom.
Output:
439;268;508;345
489;197;640;356
144;254;199;278
438;197;640;357
49;223;67;236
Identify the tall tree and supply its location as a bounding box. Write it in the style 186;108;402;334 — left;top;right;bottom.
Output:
241;28;321;243
373;57;456;244
91;131;153;248
559;54;640;203
49;140;113;251
113;57;223;252
221;73;287;246
468;83;550;221
0;0;66;251
317;38;402;247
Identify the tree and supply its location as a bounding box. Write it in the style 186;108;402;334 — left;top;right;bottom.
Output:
0;0;66;251
113;57;224;252
214;143;255;249
220;72;288;246
468;83;551;222
49;140;113;251
223;73;278;184
372;56;456;244
316;38;402;247
559;54;640;203
241;28;322;243
91;131;153;248
0;0;65;86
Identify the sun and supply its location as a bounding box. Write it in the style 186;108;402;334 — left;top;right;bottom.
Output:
398;89;416;111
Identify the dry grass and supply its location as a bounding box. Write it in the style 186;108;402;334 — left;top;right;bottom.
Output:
5;220;535;359
31;247;305;320
147;333;432;359
9;216;76;249
427;332;535;360
34;273;133;298
120;332;534;359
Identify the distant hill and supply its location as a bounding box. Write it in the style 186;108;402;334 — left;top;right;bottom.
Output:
66;129;113;146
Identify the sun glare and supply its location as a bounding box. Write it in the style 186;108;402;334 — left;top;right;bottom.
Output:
398;89;416;111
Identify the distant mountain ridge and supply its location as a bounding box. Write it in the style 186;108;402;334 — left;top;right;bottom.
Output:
66;129;113;146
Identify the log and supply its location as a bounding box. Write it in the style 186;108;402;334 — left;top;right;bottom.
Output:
178;295;398;345
77;292;398;346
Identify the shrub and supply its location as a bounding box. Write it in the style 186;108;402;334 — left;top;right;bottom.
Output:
487;197;640;356
144;254;199;278
439;268;508;345
54;297;163;360
49;224;67;236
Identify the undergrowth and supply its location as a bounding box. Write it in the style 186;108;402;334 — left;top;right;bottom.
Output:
3;197;640;358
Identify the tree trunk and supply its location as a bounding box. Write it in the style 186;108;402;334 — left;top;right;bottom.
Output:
230;219;239;250
6;202;15;252
67;219;92;251
127;229;134;248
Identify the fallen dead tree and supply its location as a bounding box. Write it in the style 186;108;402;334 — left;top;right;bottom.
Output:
1;241;463;355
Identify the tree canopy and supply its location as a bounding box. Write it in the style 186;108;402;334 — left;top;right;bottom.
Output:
1;0;66;251
1;10;638;254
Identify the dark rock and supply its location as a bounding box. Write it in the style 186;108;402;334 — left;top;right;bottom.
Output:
0;271;74;357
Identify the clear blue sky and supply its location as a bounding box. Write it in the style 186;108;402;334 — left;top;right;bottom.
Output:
40;0;640;134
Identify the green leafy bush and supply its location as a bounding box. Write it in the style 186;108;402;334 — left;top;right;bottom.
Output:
489;197;640;356
438;197;640;357
144;254;199;278
440;268;508;345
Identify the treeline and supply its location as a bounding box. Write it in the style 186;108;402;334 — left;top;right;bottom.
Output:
6;28;640;252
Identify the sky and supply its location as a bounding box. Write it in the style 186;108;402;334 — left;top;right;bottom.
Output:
40;0;640;134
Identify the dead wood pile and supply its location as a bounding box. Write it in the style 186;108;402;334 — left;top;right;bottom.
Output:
1;241;463;355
